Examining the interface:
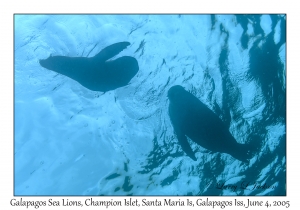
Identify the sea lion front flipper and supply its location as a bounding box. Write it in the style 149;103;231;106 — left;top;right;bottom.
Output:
93;42;131;62
176;130;197;161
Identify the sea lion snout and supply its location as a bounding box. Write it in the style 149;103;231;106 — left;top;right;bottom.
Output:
167;85;186;101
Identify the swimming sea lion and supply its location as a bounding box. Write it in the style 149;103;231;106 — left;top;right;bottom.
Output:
39;42;139;92
168;85;258;162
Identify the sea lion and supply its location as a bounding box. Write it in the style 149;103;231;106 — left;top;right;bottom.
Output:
168;85;258;162
39;42;139;92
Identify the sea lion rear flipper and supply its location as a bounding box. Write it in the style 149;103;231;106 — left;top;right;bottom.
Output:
94;42;131;62
176;131;197;161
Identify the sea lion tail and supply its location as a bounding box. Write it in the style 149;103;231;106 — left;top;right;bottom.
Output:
232;136;262;163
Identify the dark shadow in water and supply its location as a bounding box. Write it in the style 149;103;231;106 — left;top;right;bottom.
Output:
234;15;286;125
198;16;286;195
235;15;265;49
232;15;286;195
247;20;286;124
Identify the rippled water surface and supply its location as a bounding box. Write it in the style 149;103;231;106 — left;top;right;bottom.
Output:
14;14;286;195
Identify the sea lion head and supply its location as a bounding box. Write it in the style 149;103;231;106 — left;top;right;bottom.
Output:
39;55;66;72
167;85;186;102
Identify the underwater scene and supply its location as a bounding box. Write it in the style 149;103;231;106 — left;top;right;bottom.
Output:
14;14;286;196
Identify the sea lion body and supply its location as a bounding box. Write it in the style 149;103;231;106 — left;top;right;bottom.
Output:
39;42;139;92
168;85;257;162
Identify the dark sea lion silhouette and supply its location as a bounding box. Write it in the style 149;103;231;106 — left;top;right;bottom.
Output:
39;42;139;92
168;85;258;162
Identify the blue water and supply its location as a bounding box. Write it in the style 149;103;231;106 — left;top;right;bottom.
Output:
14;14;286;196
